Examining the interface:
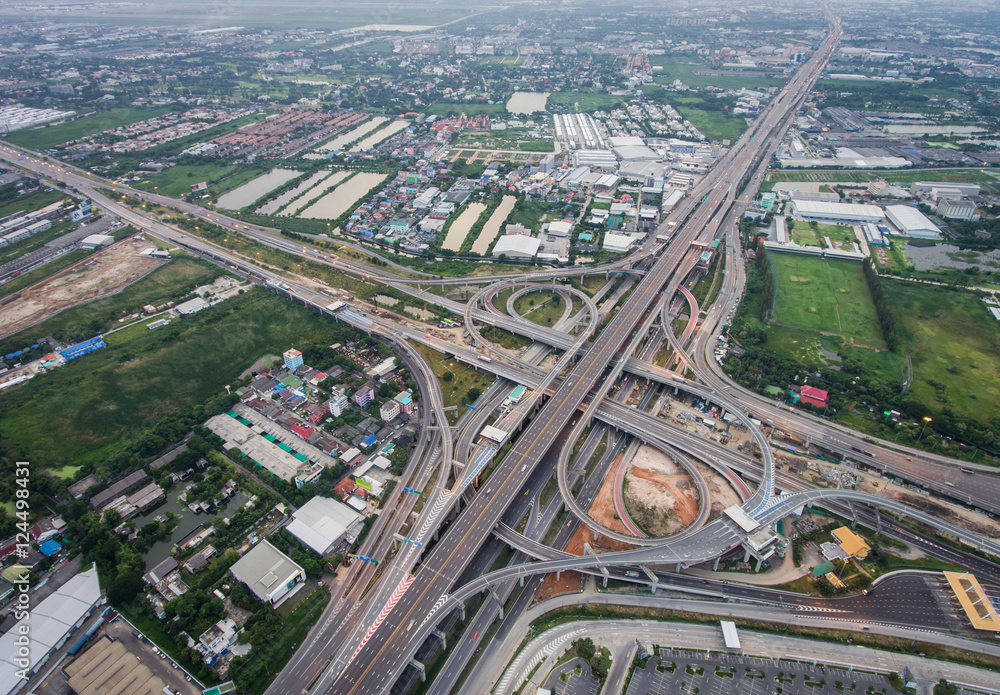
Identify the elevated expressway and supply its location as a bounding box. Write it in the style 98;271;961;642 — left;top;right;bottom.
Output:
325;19;851;694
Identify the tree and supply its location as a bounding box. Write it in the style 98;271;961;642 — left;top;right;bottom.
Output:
442;371;454;382
934;680;959;695
589;653;611;679
108;570;144;605
466;387;482;402
573;637;596;661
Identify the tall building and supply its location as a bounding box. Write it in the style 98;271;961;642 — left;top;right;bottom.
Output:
328;391;349;417
283;348;304;370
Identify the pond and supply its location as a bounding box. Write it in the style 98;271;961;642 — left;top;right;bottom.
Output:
506;92;550;115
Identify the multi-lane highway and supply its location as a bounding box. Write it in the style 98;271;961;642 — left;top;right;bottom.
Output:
6;7;1000;693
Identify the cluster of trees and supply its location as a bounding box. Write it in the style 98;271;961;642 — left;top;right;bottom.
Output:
862;258;898;351
572;638;611;679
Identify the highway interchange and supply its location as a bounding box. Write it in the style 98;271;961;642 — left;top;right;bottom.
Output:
4;6;1000;692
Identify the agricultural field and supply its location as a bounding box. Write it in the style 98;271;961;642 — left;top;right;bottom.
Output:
5;107;172;150
886;281;1000;422
298;172;388;220
318;117;386;152
133;163;268;198
256;170;329;215
441;202;488;252
471;195;517;255
0;277;333;474
768;253;885;349
280;171;350;216
349;119;410;152
215;168;301;210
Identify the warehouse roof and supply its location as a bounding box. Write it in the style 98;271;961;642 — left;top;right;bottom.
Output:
885;204;941;237
492;235;540;257
64;637;167;695
0;566;102;695
790;200;883;219
230;541;303;595
286;496;363;555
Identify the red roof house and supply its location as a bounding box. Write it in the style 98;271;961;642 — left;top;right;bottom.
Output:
800;385;829;409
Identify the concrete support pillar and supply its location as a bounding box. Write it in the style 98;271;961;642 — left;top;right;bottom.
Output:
460;604;466;621
556;570;561;581
743;548;751;564
432;629;447;651
713;556;721;571
411;659;426;682
519;576;524;588
640;565;658;593
755;555;763;572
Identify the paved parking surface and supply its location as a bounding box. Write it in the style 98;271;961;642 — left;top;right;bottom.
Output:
626;649;891;695
543;656;600;695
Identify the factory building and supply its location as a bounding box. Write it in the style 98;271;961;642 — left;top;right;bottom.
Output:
936;198;978;221
229;540;305;606
285;496;364;556
492;235;540;258
789;200;884;223
885;205;941;239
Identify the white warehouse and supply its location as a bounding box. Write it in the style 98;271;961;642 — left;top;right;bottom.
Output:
492;235;540;259
885;205;941;239
789;200;884;223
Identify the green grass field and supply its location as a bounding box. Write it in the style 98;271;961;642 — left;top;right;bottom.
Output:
514;290;566;327
5;107;172;150
548;91;625;113
651;56;786;91
768;253;885;349
886;281;1000;421
412;341;494;424
673;97;748;142
133;163;270;198
0;282;336;472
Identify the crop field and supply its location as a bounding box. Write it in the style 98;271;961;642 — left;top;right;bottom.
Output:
768;253;884;349
0;281;333;473
134;163;269;198
318;117;386;152
216;168;301;210
886;281;1000;422
349;119;410;152
5;107;172;150
280;171;350;216
299;172;388;220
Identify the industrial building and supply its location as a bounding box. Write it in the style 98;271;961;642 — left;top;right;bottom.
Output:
492;235;540;258
229;540;305;606
789;200;884;223
936;198;978;221
286;495;364;555
0;566;103;695
884;205;941;239
572;149;618;171
911;181;981;199
603;232;639;253
63;637;167;695
79;234;114;250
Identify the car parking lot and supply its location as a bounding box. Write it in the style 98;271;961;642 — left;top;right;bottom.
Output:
626;649;891;695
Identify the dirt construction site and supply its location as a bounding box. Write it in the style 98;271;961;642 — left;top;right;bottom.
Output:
0;238;164;340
